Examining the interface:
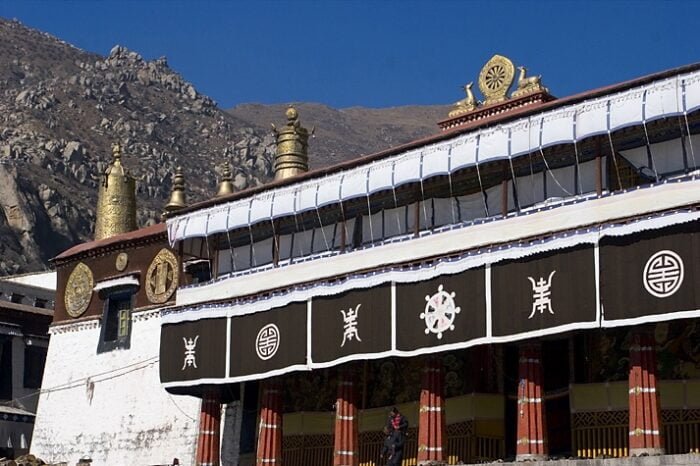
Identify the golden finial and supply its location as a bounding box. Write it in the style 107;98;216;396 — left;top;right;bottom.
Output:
94;142;137;240
163;166;187;219
216;164;234;197
273;105;310;180
112;142;122;161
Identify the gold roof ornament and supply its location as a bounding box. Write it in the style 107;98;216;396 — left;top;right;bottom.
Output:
272;106;310;180
216;164;234;197
478;54;516;106
511;66;548;98
448;82;479;117
94;142;137;240
162;166;187;219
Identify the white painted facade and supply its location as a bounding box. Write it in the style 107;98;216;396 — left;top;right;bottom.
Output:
4;271;57;290
32;308;201;466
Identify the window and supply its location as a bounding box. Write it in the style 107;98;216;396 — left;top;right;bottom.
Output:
0;338;12;399
34;298;47;309
97;291;133;353
10;293;24;304
23;345;47;389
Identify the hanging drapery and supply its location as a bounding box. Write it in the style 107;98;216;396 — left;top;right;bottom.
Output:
167;70;700;246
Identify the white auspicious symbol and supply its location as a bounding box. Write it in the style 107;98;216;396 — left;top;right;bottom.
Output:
255;324;280;360
421;284;461;340
527;271;556;319
182;335;199;370
644;250;684;298
340;304;362;347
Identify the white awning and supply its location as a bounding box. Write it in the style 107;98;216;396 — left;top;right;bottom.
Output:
167;69;700;245
93;275;140;292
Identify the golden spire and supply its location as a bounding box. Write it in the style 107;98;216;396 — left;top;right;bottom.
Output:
94;142;137;240
162;166;187;219
216;164;234;197
272;106;310;180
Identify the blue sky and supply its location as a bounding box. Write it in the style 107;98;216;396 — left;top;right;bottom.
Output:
1;1;698;109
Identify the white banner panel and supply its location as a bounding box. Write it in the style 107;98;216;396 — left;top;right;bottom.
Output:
686;73;700;112
451;135;478;170
393;149;421;182
609;89;643;130
368;159;395;193
206;205;231;234
249;193;274;224
296;181;319;213
645;78;681;121
509;121;534;157
541;110;575;147
575;100;608;139
422;143;451;178
479;127;509;161
341;168;369;200
316;174;343;207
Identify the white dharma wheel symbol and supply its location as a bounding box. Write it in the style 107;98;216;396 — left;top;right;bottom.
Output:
421;284;461;340
255;324;280;360
643;250;684;298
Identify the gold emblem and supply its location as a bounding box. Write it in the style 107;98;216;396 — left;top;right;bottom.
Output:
145;248;179;304
478;54;515;106
115;252;129;271
64;262;94;318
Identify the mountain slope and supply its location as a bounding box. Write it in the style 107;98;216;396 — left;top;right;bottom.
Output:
0;18;449;275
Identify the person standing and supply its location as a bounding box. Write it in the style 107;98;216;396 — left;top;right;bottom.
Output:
385;407;408;465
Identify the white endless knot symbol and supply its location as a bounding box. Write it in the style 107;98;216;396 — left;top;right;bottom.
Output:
255;324;280;360
643;250;684;298
421;284;461;340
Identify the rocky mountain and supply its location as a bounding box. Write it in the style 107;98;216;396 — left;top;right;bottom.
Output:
0;17;449;275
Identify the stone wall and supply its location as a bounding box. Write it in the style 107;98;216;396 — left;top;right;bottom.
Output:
31;309;201;465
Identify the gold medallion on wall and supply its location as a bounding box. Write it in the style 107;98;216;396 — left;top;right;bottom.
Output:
64;262;94;318
478;54;515;106
145;248;179;304
115;252;129;272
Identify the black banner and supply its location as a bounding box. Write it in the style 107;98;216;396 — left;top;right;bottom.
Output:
491;245;597;336
600;221;700;323
311;285;392;364
229;301;307;378
160;318;227;383
395;268;486;351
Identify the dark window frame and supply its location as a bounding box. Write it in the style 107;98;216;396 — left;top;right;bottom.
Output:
97;289;134;354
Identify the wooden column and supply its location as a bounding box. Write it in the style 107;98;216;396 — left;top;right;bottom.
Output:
256;380;283;466
516;343;548;461
196;390;221;466
333;369;358;466
629;332;664;456
417;356;446;465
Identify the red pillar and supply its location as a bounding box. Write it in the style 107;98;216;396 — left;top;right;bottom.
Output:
628;332;664;456
333;369;358;466
256;379;283;466
417;356;446;465
196;390;221;466
516;343;548;461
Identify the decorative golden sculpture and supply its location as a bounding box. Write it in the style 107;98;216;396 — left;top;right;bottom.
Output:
115;252;129;272
478;54;516;106
511;66;548;98
64;262;94;318
94;143;137;241
145;248;179;304
448;82;479;117
162;166;187;219
216;164;234;197
272;106;310;180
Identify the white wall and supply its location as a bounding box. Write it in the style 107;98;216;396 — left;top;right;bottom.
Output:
32;310;201;466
